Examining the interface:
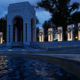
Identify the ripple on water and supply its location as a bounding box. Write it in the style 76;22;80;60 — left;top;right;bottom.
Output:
0;56;79;80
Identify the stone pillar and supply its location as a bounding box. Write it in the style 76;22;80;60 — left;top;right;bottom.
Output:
23;23;26;44
67;24;74;41
7;25;11;44
7;24;9;44
78;23;80;40
58;27;63;41
0;32;3;44
39;29;44;42
48;28;53;42
11;25;13;43
32;18;36;42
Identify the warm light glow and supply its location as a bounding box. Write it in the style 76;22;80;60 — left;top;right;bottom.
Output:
58;27;63;41
78;23;80;40
75;36;78;40
48;28;53;42
39;29;44;42
78;31;80;40
0;32;3;44
67;25;74;41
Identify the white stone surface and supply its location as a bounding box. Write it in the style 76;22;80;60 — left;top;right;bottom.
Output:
58;27;63;41
67;24;74;41
78;23;80;40
39;29;44;42
48;28;53;42
0;32;3;44
7;2;36;45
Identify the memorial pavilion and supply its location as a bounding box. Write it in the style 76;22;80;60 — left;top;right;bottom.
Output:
7;2;36;45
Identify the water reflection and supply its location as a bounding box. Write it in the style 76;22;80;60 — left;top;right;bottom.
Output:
0;56;79;80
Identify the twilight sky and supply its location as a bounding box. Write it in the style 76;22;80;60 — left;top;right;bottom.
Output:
0;0;80;28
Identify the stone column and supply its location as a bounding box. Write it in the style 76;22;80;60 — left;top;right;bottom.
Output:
67;24;74;41
11;25;13;43
58;27;63;41
39;29;44;42
48;28;53;42
7;24;9;44
0;32;3;43
78;23;80;40
23;22;26;44
26;22;31;44
33;19;36;42
7;25;11;44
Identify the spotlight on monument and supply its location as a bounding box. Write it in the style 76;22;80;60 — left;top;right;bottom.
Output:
67;24;74;41
0;32;3;44
78;23;80;40
39;29;44;42
48;28;53;42
58;27;63;41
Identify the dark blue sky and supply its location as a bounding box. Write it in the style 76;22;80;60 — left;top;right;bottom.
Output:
0;0;80;28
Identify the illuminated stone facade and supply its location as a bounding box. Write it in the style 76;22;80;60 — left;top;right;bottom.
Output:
0;32;3;44
78;23;80;40
58;27;63;41
48;28;53;42
67;24;74;41
39;29;44;42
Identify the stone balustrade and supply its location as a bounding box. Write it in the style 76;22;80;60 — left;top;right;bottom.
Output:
30;41;80;49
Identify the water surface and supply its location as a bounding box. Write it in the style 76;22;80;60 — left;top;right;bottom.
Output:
0;56;79;80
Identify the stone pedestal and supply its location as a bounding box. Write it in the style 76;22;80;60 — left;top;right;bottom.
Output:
39;29;44;42
58;27;63;41
67;24;74;41
78;23;80;40
48;28;53;42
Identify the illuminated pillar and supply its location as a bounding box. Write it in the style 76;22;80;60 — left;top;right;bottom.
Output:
0;32;3;44
67;24;74;41
39;29;44;42
78;23;80;40
58;27;63;41
48;28;53;42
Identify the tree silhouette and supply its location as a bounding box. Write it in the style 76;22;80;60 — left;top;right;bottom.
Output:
38;0;80;40
42;21;55;41
0;18;7;42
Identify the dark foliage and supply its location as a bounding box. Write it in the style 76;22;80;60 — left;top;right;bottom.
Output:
38;0;80;40
0;18;7;42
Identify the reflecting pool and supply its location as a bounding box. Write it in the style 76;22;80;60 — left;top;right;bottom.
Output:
0;56;79;80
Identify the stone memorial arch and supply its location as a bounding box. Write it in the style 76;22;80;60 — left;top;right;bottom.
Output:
7;2;36;45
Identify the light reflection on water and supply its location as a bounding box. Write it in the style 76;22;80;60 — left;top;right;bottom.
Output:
0;56;79;80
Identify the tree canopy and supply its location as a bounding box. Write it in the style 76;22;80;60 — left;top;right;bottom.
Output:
0;18;7;42
38;0;80;40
